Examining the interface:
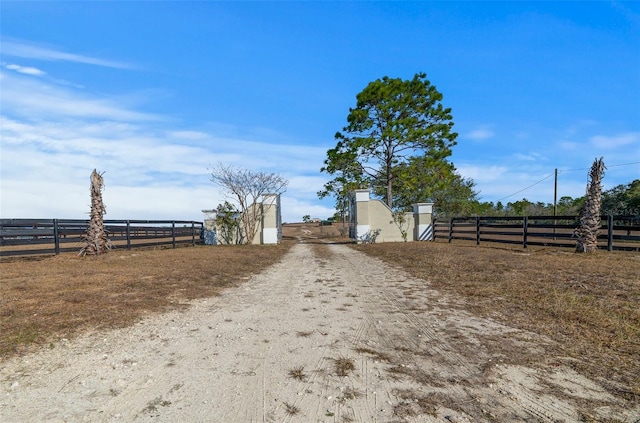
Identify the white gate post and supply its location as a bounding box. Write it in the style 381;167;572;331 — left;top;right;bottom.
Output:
413;203;434;241
201;209;218;245
261;194;280;244
353;189;371;242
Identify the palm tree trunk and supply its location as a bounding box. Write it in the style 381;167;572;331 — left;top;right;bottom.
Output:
575;158;605;253
80;169;110;256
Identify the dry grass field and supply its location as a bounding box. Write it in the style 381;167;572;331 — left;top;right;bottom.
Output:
0;223;342;360
0;241;293;360
354;240;640;401
1;221;638;409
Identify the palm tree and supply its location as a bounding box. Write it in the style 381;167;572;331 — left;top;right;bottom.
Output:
80;169;110;256
575;157;605;253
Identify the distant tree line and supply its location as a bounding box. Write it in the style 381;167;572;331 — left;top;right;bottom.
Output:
447;178;640;218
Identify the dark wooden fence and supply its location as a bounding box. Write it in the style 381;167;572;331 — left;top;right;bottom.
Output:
433;215;640;251
0;219;204;257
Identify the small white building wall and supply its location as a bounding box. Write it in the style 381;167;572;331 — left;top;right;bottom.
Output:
368;199;414;243
203;193;282;245
350;189;433;243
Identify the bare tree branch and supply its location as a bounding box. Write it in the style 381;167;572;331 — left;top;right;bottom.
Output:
209;163;288;244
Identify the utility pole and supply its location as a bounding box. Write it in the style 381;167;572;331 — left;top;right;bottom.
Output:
553;168;558;239
553;168;558;217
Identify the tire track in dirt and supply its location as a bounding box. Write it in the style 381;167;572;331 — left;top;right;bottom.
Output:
1;242;636;423
330;243;636;422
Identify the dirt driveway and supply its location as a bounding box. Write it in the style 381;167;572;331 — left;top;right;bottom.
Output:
1;243;637;422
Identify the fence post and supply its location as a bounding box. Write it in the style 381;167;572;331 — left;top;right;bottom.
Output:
126;220;131;250
607;214;613;251
53;219;60;255
191;222;196;246
172;221;176;249
476;216;480;245
448;219;453;243
523;216;528;249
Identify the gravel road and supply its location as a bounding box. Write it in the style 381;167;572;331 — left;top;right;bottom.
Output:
1;243;636;422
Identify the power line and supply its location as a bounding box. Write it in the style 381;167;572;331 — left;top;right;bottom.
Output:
496;172;555;202
558;161;640;173
494;161;639;203
607;161;640;168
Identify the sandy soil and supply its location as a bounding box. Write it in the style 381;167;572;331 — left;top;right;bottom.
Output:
1;243;637;422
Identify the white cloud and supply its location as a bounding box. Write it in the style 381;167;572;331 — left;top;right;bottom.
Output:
463;156;639;205
104;184;220;221
476;180;558;203
559;140;581;151
202;137;328;175
0;116;334;222
513;152;546;161
2;38;132;69
1;117;221;183
457;164;508;183
1;116;332;224
5;63;635;223
465;127;495;141
1;72;159;121
590;132;640;149
455;160;567;203
4;63;46;76
0;180;89;219
281;197;335;223
168;130;210;140
0;59;335;223
286;175;331;198
0;177;219;222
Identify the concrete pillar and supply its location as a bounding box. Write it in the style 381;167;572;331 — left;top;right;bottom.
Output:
201;209;218;245
261;194;280;244
413;203;434;241
353;189;371;241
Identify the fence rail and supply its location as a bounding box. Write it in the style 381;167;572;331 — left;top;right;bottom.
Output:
0;219;204;257
433;215;640;251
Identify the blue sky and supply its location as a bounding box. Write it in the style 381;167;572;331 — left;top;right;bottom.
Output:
1;1;639;223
